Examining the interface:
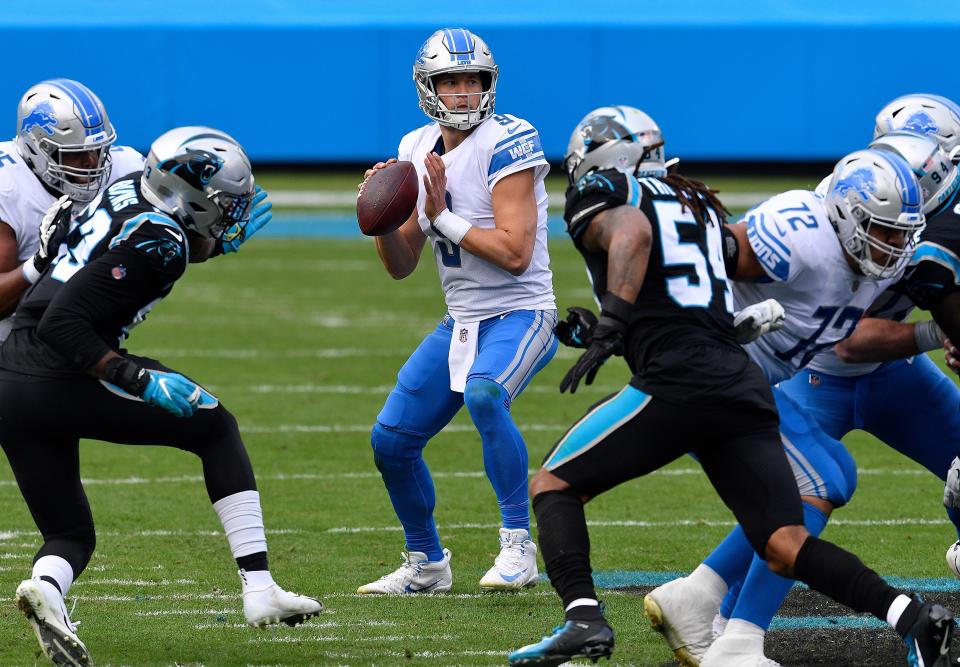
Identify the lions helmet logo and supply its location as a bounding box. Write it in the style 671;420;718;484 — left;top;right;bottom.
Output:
20;101;59;137
157;148;224;190
833;167;877;202
903;111;939;136
580;115;632;153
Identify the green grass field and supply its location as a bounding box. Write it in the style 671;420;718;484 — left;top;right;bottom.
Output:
0;176;955;666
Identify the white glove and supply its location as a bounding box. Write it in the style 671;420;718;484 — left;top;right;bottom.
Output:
733;298;785;344
945;456;960;509
24;195;72;284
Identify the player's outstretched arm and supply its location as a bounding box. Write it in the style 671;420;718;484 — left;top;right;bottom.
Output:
833;317;934;363
423;153;536;276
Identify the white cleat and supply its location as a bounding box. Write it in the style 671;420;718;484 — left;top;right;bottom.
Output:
712;613;729;641
15;578;92;666
240;573;323;628
644;576;722;667
356;549;452;594
480;528;539;591
701;631;781;666
945;541;960;579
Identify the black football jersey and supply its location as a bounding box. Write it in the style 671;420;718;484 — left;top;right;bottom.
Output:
895;202;960;310
564;169;774;411
0;173;188;377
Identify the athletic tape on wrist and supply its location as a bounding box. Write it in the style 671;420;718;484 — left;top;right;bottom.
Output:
21;259;41;285
431;209;472;245
914;319;945;352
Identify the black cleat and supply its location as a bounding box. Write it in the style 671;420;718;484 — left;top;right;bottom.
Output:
508;619;614;667
904;599;955;667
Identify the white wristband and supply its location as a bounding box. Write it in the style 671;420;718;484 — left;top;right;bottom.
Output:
21;259;41;284
915;319;945;352
431;209;472;245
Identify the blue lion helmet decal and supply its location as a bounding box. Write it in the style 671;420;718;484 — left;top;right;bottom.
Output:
19;101;58;137
580;115;632;152
415;38;430;65
157;148;224;189
903;111;939;136
833;167;877;202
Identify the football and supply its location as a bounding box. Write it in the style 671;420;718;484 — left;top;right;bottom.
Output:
356;161;419;236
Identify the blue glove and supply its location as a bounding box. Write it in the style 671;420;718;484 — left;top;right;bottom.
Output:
220;185;272;254
141;370;201;418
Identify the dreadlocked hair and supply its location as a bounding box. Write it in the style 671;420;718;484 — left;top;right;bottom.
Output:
661;173;730;227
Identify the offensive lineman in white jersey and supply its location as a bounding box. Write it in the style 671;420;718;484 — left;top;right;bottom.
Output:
356;28;557;594
644;150;944;667
0;79;144;340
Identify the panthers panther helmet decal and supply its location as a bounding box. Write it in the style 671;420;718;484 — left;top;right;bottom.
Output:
564;106;666;185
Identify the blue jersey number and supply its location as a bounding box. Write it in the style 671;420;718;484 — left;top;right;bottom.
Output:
774;305;863;368
431;191;462;268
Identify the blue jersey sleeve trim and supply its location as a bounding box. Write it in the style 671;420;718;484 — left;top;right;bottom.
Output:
493;127;536;150
488;131;544;178
746;212;791;281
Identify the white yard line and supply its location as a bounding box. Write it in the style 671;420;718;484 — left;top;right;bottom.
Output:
0;466;932;494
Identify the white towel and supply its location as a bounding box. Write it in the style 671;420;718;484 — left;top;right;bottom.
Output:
448;320;479;393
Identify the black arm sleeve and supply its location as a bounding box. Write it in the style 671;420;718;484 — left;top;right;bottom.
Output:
721;223;740;278
36;236;186;371
931;290;960;345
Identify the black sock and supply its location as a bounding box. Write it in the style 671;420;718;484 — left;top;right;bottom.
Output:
236;551;269;572
39;576;62;594
532;490;599;619
793;536;913;633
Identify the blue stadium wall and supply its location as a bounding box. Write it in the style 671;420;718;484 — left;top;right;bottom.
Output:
2;0;959;163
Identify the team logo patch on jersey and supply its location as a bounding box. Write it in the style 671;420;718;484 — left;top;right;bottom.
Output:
111;265;126;280
459;328;468;343
19;102;59;137
833;168;877;202
903;111;939;136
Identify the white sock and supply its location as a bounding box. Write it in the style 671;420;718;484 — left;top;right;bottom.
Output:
239;568;276;593
565;597;599;612
686;563;729;599
725;618;766;638
213;490;268;559
886;594;913;629
32;555;74;597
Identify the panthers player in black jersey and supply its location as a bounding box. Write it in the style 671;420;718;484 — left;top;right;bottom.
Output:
0;127;321;666
507;106;955;667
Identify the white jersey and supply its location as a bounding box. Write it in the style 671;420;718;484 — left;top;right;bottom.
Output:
0;140;144;339
398;114;555;322
734;190;901;384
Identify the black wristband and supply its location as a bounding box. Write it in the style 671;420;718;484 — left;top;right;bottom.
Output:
104;356;150;397
599;292;633;324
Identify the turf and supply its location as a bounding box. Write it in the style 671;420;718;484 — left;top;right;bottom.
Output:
0;236;954;666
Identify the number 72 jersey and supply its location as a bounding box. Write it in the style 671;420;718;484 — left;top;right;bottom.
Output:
733;189;901;384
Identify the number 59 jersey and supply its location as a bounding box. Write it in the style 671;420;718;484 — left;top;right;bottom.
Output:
734;189;901;385
398;113;555;322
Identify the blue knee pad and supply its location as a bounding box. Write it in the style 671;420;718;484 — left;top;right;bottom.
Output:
371;422;427;463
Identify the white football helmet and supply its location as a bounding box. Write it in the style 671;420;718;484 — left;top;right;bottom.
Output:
140;127;254;240
16;79;116;203
874;94;960;162
824;149;926;279
414;28;498;130
870;131;960;216
563;106;666;185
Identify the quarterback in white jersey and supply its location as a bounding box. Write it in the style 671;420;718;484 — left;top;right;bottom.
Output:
357;28;557;596
0;79;143;341
645;149;934;666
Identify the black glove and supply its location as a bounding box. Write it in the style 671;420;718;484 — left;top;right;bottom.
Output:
560;293;631;394
25;195;72;283
555;306;598;349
